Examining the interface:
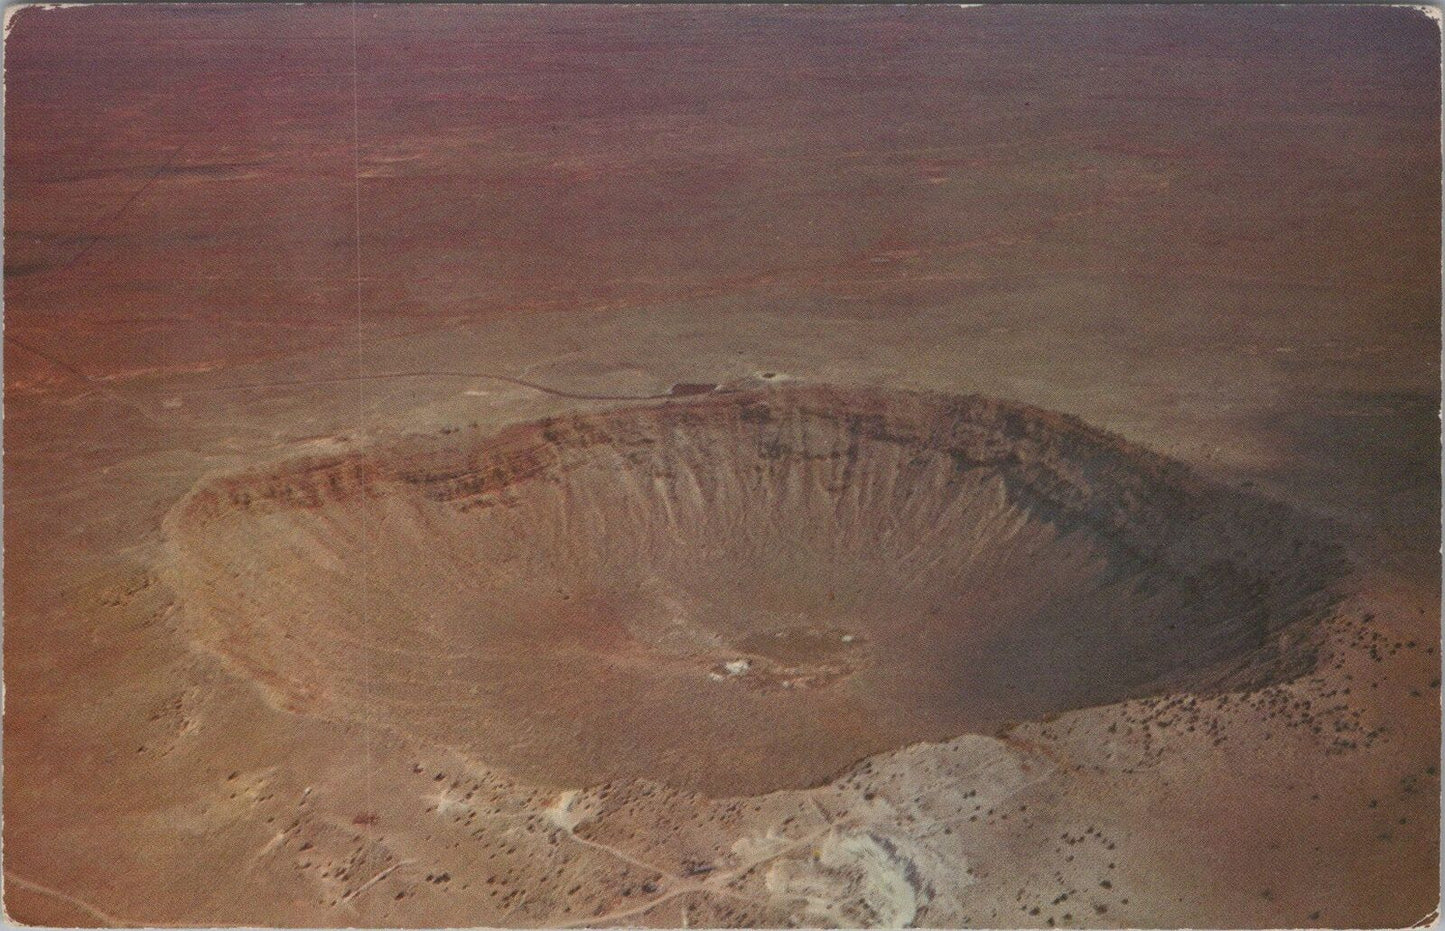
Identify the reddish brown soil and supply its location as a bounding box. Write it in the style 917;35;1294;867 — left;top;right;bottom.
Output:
4;5;1438;928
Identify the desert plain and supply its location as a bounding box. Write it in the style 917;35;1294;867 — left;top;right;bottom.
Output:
2;4;1441;928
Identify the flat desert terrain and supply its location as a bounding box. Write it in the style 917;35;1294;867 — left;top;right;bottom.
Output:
3;5;1440;928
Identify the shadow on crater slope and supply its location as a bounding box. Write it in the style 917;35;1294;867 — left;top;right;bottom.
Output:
162;386;1347;797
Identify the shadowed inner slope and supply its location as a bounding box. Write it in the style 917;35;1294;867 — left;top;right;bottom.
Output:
162;386;1345;796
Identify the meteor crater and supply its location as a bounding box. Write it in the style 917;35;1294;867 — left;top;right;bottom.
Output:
164;386;1345;796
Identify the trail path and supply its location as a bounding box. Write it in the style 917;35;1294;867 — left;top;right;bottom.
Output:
547;812;834;929
184;370;681;401
3;872;182;928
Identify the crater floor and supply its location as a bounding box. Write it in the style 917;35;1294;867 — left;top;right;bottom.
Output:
164;386;1343;796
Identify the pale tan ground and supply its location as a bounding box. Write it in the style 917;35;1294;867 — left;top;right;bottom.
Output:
4;4;1440;929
